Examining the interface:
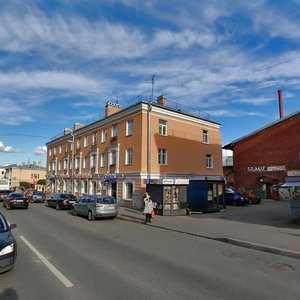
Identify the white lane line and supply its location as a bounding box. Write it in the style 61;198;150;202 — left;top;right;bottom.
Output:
20;236;74;288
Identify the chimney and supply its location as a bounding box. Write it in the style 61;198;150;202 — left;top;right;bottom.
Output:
64;128;72;135
105;102;122;117
157;95;167;106
74;123;84;131
277;89;284;119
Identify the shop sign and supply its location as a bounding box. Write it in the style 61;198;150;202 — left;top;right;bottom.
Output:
162;178;175;184
174;179;189;185
247;165;286;172
287;170;300;176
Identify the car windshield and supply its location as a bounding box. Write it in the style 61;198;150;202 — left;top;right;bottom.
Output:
0;215;8;232
96;197;116;204
60;194;76;200
10;193;24;198
33;191;43;195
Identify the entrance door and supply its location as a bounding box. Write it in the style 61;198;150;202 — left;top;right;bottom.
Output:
111;182;117;199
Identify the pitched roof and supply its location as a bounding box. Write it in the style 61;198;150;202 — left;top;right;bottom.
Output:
223;110;300;150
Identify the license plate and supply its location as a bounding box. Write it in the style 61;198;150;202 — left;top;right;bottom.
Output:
69;201;75;204
16;200;24;202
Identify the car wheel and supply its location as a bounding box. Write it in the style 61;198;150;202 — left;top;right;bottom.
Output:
71;207;77;216
56;204;60;210
87;210;94;221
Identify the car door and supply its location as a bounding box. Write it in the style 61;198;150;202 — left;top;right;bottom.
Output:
75;196;85;216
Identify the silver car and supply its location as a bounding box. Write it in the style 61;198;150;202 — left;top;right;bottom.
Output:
71;195;118;221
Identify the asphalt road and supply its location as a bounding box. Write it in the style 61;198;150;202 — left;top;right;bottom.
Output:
1;203;300;300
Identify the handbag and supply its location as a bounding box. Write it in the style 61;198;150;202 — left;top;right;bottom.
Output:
151;209;155;217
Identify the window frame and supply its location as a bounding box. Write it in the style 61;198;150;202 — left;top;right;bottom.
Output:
125;148;133;165
126;119;134;136
203;130;209;144
158;148;168;165
159;119;168;136
206;154;213;169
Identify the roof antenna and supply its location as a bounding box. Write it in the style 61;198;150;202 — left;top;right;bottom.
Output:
151;74;154;102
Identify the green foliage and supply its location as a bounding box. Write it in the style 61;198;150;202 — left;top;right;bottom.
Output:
37;179;46;185
20;181;30;189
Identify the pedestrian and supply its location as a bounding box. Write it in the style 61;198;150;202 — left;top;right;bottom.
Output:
143;192;153;224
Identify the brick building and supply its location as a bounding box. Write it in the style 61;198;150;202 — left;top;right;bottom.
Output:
223;110;300;199
46;96;224;209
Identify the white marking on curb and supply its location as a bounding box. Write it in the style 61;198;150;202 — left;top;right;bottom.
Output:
20;236;74;288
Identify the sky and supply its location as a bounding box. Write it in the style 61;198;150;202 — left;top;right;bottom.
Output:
0;0;300;167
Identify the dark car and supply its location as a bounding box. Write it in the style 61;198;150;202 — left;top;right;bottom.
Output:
3;192;29;209
46;193;77;210
218;188;248;206
71;195;118;221
0;211;17;273
0;190;12;202
29;191;46;203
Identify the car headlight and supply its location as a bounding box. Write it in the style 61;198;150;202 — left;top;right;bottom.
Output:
0;243;14;256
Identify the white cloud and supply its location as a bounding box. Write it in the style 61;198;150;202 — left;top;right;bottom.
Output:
35;146;47;155
0;141;20;153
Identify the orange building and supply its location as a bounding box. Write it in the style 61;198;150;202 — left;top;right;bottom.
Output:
46;96;223;209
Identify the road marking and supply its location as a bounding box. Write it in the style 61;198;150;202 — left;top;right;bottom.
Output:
20;236;74;288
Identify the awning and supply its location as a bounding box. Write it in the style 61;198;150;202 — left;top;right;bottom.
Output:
280;176;300;187
281;182;300;187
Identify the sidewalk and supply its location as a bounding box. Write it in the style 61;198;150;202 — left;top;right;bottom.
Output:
117;206;300;260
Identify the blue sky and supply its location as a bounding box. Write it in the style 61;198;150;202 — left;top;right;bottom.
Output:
0;0;300;167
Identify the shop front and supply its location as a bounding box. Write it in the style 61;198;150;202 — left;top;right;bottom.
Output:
145;178;189;216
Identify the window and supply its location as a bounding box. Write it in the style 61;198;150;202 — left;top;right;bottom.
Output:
125;182;133;199
125;148;133;165
59;145;62;153
206;154;213;168
53;147;56;155
76;138;81;149
90;154;97;168
100;153;106;167
92;132;98;145
75;157;80;169
126;119;134;136
58;161;61;171
203;130;209;144
83;156;88;169
159;119;167;136
109;151;116;165
84;135;89;147
49;149;52;156
101;129;107;143
158;149;167;165
112;124;118;137
64;159;68;170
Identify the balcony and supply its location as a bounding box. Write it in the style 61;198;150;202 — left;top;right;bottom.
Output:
110;136;117;144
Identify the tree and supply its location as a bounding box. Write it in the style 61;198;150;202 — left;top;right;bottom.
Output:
37;179;46;185
20;181;30;189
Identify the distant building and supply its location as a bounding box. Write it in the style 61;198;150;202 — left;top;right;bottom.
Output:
223;110;300;199
46;96;224;209
5;164;46;191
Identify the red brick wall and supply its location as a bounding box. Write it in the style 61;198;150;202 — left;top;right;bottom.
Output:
233;114;300;192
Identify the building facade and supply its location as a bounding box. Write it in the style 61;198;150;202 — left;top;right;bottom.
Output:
5;164;46;191
223;110;300;199
46;97;224;209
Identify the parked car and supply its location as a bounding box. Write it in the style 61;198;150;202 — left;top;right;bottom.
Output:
46;193;77;210
29;191;46;203
0;190;13;202
218;188;248;206
3;192;29;209
244;190;261;204
0;211;17;273
71;195;118;221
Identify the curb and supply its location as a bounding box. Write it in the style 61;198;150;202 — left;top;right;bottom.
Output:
117;214;300;260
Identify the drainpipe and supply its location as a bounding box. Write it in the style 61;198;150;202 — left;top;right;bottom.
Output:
147;103;152;182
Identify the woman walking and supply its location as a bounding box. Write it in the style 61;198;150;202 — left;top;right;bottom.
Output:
143;192;153;224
